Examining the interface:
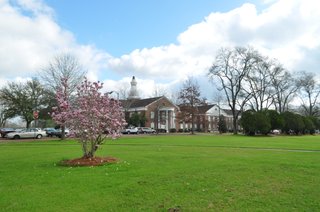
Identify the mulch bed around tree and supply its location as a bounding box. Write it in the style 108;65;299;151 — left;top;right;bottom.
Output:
61;156;118;167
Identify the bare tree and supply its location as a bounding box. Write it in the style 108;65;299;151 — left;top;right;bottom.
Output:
40;53;86;96
116;82;130;100
152;85;168;97
297;71;320;117
245;57;276;111
40;53;86;139
168;91;180;106
270;65;299;113
178;77;206;134
208;47;258;134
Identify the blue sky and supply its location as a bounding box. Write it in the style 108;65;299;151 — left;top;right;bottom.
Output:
0;0;320;100
44;0;262;56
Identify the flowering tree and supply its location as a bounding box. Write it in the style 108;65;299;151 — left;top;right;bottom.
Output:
52;78;126;158
51;78;69;140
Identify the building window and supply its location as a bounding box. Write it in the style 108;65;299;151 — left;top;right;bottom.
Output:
151;112;154;119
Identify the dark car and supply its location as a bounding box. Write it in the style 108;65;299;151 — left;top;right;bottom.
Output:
51;129;69;138
0;128;16;138
44;128;58;137
157;128;167;133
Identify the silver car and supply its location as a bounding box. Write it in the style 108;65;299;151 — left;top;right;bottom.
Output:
7;128;47;139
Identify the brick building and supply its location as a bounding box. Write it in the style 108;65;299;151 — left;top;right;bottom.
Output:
120;77;179;132
179;104;240;132
120;76;240;133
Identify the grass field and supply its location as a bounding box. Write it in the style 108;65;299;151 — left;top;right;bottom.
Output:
0;134;320;211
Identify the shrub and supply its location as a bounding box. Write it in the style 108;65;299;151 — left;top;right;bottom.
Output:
303;116;315;134
266;110;284;130
255;111;271;135
281;111;305;135
240;110;256;135
170;128;177;133
218;115;227;133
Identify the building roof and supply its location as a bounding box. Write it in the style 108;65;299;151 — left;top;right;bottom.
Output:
223;109;234;116
197;104;216;114
120;97;163;109
195;104;239;117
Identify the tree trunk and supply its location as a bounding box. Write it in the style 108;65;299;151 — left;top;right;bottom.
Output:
26;120;31;128
83;152;94;159
82;145;94;159
61;125;65;140
233;117;238;135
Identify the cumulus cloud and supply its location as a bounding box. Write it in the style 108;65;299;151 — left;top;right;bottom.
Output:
0;0;110;83
107;0;320;83
102;76;179;100
1;0;320;99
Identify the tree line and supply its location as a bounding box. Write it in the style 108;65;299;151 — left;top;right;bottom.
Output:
0;54;86;132
176;46;320;135
206;46;320;134
1;47;320;136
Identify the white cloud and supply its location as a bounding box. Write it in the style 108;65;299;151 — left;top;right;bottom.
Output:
15;0;54;16
102;76;180;100
0;0;110;83
1;0;320;99
108;0;320;83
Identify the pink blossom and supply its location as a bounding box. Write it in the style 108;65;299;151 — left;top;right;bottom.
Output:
51;77;126;158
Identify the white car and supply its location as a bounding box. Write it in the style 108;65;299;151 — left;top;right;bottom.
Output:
122;127;139;134
272;129;281;135
139;127;156;134
7;128;47;139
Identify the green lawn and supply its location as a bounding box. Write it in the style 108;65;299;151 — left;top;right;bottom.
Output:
0;134;320;211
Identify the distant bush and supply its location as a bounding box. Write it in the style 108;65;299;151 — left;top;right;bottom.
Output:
240;109;318;136
157;129;167;133
184;128;191;132
170;128;177;133
281;111;305;135
218;115;227;133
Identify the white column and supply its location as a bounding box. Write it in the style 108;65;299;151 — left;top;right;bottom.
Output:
172;110;175;128
158;110;160;129
166;110;168;132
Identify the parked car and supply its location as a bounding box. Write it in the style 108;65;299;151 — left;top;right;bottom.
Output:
157;128;167;133
139;127;156;134
0;128;16;138
44;128;58;137
271;129;281;135
6;128;47;139
51;128;69;138
122;127;139;134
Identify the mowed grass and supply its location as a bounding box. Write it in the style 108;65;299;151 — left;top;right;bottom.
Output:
0;135;320;211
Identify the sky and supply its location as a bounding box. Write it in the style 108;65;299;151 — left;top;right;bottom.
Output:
1;0;320;100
